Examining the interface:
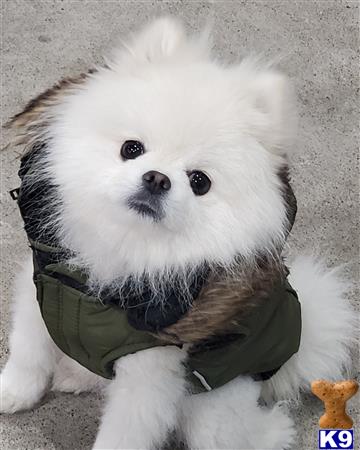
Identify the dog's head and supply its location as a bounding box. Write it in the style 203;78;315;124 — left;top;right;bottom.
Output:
10;18;297;285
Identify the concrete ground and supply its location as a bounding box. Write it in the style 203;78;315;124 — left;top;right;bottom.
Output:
1;1;358;449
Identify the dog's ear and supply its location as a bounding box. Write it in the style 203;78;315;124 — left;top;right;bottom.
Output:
5;72;93;146
236;62;297;155
111;17;211;68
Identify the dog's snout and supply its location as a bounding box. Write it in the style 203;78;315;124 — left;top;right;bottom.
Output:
142;171;171;194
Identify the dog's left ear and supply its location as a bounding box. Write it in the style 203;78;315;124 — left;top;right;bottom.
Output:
236;63;297;155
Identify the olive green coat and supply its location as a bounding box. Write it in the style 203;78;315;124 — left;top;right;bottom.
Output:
31;240;301;391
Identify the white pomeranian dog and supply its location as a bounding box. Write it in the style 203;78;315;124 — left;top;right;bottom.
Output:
1;18;355;450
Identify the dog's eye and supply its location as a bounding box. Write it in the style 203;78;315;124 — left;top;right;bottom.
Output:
188;171;211;196
120;140;145;160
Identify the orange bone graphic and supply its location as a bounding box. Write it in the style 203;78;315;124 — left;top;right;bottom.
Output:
311;379;359;429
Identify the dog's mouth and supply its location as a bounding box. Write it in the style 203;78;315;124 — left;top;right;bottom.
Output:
127;194;164;222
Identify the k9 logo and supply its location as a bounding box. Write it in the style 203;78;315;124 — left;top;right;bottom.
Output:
319;430;354;449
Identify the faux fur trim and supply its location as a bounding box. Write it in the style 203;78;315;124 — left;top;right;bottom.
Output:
5;69;96;148
278;165;297;238
157;256;286;344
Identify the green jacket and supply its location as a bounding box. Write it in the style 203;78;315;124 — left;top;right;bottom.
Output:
29;240;301;391
13;146;302;392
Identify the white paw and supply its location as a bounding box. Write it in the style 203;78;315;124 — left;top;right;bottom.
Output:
0;366;48;413
264;402;296;449
52;356;107;394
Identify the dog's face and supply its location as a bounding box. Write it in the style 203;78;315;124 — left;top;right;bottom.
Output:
15;19;296;284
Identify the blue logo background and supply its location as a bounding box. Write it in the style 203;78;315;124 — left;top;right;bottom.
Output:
318;430;354;449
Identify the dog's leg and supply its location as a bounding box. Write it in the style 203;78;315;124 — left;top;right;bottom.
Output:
0;256;57;413
180;376;295;450
93;346;187;450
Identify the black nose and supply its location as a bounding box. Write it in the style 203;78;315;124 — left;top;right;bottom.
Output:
142;170;171;194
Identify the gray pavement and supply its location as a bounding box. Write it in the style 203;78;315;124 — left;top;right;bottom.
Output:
1;1;359;449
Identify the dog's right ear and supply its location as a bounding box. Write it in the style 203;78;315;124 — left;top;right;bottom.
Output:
110;17;211;69
5;71;93;146
231;60;297;156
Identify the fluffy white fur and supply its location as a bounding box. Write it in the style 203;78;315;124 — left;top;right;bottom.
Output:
180;377;296;450
1;17;355;450
0;259;58;413
93;347;187;450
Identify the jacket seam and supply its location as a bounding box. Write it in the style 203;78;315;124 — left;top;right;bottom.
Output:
76;296;91;360
58;281;71;355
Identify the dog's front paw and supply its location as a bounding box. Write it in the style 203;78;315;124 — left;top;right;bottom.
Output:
263;402;296;449
0;365;48;413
